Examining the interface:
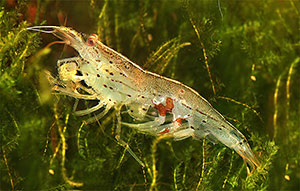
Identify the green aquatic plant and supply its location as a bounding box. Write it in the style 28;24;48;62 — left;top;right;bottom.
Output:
1;0;299;190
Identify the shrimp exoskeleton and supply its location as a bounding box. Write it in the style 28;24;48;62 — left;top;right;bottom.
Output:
28;26;260;174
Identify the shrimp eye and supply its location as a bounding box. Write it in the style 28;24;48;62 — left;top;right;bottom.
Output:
87;38;95;46
86;34;98;46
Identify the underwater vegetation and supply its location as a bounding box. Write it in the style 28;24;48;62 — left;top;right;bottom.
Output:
0;0;299;190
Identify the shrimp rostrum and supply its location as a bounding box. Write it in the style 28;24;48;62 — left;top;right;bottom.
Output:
27;26;260;174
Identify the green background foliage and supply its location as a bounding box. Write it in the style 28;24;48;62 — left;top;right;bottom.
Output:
0;0;299;190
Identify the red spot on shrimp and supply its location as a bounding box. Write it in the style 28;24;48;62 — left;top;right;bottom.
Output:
175;118;184;125
153;97;174;117
159;127;170;134
154;103;166;116
165;97;174;112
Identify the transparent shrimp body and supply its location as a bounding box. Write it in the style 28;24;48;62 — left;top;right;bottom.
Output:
27;26;260;174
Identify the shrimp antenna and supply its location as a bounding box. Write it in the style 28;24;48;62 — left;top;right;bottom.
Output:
26;26;59;33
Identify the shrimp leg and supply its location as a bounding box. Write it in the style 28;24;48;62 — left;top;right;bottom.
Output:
75;83;98;96
121;115;165;133
57;56;81;67
173;128;194;141
74;101;105;116
45;71;98;100
115;108;144;166
83;103;112;124
52;85;97;100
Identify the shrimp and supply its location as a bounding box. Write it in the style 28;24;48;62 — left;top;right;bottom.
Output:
27;26;260;174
